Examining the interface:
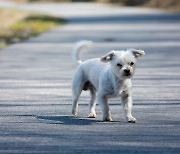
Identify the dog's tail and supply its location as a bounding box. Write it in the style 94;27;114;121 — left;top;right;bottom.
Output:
72;40;93;65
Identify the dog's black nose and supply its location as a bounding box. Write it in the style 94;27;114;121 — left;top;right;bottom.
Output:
124;69;130;74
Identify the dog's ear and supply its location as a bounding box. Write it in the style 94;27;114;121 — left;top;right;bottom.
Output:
100;51;115;62
130;49;145;58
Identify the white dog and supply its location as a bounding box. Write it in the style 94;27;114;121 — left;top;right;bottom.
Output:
71;41;145;122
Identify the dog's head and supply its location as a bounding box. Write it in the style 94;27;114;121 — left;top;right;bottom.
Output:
100;49;145;79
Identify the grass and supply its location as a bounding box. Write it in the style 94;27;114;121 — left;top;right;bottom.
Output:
0;9;66;49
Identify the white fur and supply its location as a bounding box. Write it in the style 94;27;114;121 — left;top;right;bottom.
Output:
71;40;93;65
71;40;145;122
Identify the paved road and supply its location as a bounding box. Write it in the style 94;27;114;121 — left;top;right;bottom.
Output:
0;1;180;153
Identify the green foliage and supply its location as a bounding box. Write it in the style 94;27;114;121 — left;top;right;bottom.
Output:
26;0;95;2
0;14;65;49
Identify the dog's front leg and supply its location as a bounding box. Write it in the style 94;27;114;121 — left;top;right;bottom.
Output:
98;94;112;121
121;90;137;123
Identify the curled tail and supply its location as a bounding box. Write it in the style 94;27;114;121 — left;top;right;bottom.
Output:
72;40;93;65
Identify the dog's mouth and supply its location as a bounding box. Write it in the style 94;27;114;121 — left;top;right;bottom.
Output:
124;73;131;77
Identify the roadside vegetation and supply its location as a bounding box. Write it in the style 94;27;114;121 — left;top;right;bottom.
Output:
15;0;180;12
0;9;65;49
1;0;178;49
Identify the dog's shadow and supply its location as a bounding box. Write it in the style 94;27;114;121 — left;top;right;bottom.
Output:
36;115;100;125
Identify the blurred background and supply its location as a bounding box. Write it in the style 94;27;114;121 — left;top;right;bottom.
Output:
0;0;179;49
14;0;180;11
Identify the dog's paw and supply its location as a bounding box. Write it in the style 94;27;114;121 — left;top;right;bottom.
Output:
88;113;97;118
126;116;137;123
103;116;113;122
72;113;77;117
72;110;77;117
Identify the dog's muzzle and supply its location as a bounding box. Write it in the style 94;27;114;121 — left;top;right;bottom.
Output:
124;69;131;76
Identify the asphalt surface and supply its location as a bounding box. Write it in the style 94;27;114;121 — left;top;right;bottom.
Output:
0;1;180;153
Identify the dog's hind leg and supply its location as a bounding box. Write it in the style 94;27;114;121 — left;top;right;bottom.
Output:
88;87;97;118
71;71;84;117
72;89;81;117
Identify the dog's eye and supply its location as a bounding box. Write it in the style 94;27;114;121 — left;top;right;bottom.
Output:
117;63;122;67
130;62;134;66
